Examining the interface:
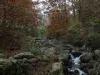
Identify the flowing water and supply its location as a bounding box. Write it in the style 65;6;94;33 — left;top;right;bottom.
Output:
67;52;87;75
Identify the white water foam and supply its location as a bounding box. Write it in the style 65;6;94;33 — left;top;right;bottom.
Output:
68;53;87;75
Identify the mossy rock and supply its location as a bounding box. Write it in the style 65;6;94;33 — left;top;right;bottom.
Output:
13;52;34;59
0;58;11;72
0;53;5;58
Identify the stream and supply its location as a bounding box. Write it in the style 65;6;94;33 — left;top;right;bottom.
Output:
63;51;88;75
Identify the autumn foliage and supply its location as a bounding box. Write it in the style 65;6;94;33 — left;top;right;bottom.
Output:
47;9;69;39
0;0;38;26
0;0;38;56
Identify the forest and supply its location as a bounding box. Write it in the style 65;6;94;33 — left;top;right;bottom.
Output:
0;0;100;75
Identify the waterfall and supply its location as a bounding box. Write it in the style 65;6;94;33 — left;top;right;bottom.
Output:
67;52;87;75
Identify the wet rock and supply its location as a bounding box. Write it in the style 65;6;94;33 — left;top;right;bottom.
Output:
89;64;100;75
80;52;92;63
95;50;100;59
89;69;96;75
94;62;100;74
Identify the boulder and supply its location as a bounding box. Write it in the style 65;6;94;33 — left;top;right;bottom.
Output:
0;53;5;58
80;52;92;63
89;69;96;75
0;58;10;66
95;50;100;59
13;52;34;59
51;62;63;75
0;58;11;74
89;63;100;75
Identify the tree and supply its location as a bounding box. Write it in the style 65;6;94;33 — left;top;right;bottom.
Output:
47;0;69;39
0;0;38;57
77;0;100;48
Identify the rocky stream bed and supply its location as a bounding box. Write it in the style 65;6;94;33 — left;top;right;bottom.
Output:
0;39;100;75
